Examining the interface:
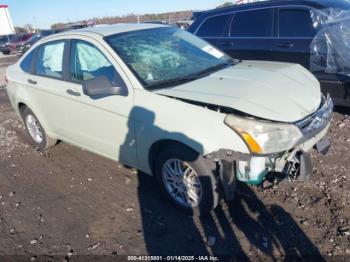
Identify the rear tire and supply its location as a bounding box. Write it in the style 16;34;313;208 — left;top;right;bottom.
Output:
155;144;219;215
22;107;57;151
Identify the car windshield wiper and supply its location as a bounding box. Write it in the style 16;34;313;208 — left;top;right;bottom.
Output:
147;62;234;90
146;75;200;90
189;62;232;79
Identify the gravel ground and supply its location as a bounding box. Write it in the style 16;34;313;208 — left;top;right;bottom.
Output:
0;57;349;260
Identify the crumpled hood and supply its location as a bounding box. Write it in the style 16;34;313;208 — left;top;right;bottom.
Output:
155;61;322;122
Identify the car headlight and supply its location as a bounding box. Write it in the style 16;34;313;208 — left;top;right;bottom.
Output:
224;115;303;154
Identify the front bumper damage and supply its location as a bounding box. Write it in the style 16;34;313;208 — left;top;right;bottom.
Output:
206;96;333;200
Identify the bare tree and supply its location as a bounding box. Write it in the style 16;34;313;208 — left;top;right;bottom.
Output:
216;2;234;8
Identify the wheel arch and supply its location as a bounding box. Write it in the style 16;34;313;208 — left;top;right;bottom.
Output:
148;139;201;175
15;101;55;138
18;102;27;116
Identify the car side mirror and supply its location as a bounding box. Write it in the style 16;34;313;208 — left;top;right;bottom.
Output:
82;76;123;97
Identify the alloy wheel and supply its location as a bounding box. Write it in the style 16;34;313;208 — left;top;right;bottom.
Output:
25;114;43;144
161;158;202;208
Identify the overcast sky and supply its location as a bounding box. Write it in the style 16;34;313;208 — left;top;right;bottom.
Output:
2;0;228;29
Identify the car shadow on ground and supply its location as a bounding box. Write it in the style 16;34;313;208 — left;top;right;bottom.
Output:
137;173;325;259
119;105;324;259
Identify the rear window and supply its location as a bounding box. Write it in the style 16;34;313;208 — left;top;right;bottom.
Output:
279;9;317;37
20;49;36;73
230;8;273;37
35;41;65;79
197;14;231;37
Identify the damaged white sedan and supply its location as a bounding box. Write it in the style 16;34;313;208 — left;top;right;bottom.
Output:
6;24;333;214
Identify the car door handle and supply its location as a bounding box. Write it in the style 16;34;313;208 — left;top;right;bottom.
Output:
66;89;81;97
27;79;37;85
277;42;294;48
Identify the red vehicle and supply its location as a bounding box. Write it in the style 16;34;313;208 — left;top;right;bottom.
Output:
3;33;33;55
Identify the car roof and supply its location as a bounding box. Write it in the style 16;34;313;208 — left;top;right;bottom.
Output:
200;0;349;16
71;23;167;37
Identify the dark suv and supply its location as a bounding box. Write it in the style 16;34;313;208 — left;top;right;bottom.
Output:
188;0;350;106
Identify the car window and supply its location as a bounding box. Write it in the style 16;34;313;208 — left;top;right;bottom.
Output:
197;14;231;37
70;40;125;87
20;49;36;73
279;9;317;37
35;41;65;79
230;8;273;37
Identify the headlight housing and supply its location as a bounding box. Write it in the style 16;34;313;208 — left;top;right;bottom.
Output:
224;115;303;154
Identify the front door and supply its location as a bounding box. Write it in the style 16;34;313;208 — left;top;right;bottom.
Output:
217;8;274;61
62;38;137;166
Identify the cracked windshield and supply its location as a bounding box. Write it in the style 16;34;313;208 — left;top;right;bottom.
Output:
107;27;234;89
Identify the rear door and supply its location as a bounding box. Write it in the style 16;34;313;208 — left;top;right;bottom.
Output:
195;13;232;46
25;40;70;136
272;7;317;69
217;8;274;60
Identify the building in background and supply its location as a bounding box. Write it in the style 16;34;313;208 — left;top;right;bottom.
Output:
0;5;15;36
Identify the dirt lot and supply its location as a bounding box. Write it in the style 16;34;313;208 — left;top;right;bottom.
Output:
0;56;350;260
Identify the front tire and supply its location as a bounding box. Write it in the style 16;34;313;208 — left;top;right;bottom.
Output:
155;145;219;215
22;107;57;150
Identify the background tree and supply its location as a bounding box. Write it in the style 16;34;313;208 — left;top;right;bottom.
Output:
216;2;234;8
14;24;34;33
14;26;27;33
50;11;192;28
51;23;66;29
